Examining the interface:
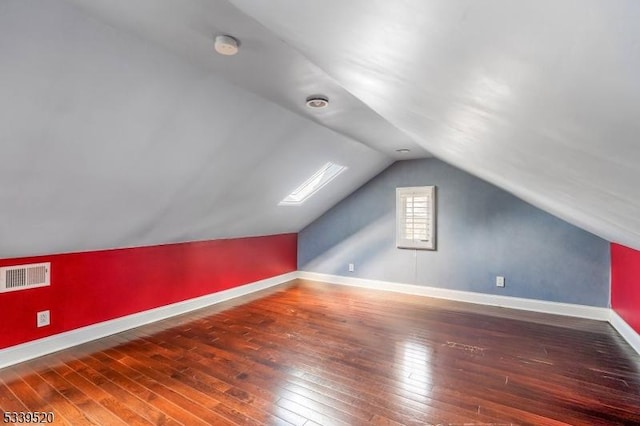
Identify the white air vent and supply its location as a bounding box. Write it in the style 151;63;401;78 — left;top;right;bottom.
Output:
0;262;50;293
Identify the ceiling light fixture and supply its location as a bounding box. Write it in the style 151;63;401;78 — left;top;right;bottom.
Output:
214;34;240;56
305;95;329;109
396;148;411;153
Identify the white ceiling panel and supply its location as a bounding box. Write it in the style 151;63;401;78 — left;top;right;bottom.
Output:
230;0;640;249
64;0;429;159
0;0;391;257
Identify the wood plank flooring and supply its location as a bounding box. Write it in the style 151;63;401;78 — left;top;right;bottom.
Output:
1;279;640;425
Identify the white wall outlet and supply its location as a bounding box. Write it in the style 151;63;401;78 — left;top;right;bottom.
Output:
37;310;50;327
496;276;505;288
348;263;355;272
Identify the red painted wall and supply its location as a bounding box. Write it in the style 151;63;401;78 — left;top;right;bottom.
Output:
611;243;640;333
0;234;297;349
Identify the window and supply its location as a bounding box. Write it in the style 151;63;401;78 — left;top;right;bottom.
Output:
396;186;436;250
279;162;346;206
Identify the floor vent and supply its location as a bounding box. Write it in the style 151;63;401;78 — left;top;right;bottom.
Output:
0;262;50;293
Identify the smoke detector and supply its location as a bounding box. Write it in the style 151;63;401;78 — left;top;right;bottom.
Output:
305;95;329;109
214;35;239;56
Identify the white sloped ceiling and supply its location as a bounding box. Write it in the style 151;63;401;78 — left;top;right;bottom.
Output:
230;0;640;250
3;0;640;258
0;0;392;258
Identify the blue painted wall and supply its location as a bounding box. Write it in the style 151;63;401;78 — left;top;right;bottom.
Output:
299;159;610;307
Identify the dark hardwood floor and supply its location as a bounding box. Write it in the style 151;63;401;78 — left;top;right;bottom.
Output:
1;279;640;425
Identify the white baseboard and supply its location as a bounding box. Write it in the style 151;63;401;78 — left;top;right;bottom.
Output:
0;271;297;370
297;271;611;321
609;310;640;355
3;270;638;370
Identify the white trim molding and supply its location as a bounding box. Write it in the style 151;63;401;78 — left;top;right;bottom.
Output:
0;271;297;370
2;270;638;370
609;310;640;355
297;271;611;321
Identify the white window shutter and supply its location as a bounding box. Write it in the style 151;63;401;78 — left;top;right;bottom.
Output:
396;186;436;250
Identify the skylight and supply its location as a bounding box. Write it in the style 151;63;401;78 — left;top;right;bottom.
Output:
279;162;346;206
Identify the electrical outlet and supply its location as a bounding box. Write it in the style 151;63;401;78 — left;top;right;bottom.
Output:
496;276;505;288
348;263;355;272
37;310;50;327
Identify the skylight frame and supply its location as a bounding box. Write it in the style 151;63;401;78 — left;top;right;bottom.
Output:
279;162;347;206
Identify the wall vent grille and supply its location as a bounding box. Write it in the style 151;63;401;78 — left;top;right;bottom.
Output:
0;262;50;293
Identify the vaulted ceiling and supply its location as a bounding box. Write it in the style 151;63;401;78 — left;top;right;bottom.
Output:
229;0;640;250
2;0;639;258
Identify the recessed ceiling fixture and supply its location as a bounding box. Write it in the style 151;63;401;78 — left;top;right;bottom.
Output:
396;148;411;153
279;162;346;206
305;95;329;109
214;34;240;56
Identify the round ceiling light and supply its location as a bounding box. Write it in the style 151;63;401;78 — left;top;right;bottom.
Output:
305;95;329;109
214;34;240;56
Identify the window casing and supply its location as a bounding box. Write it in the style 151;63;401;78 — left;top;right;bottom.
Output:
396;186;436;250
